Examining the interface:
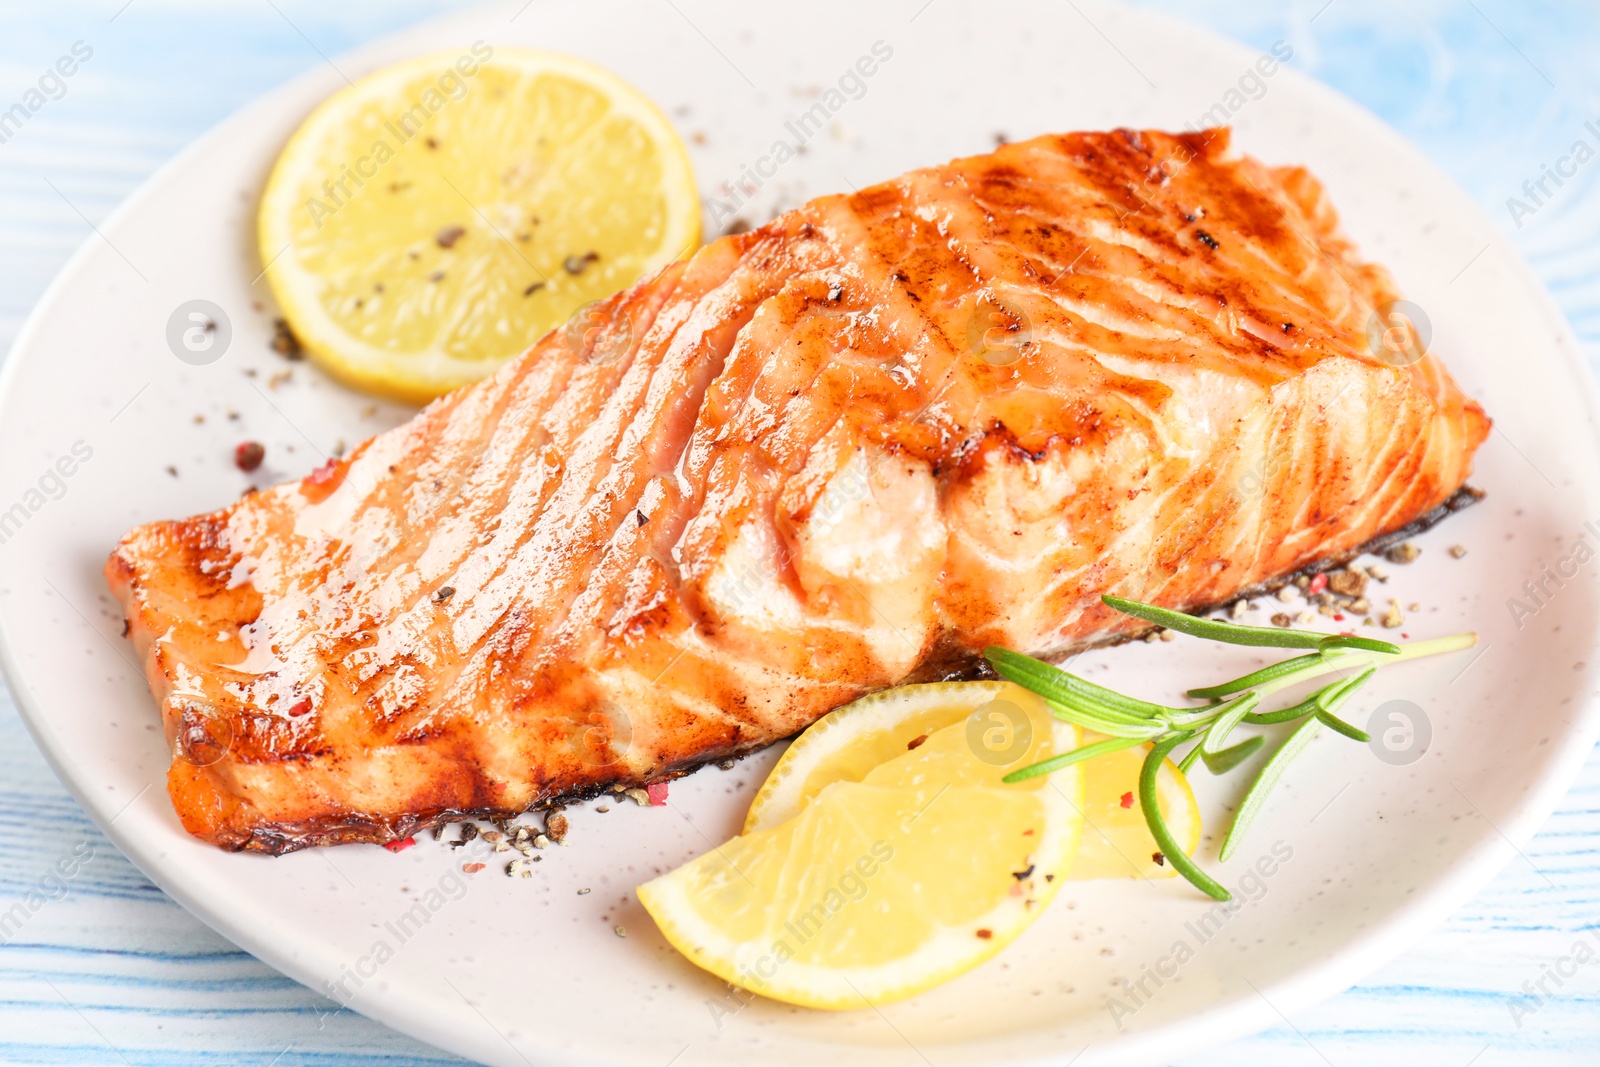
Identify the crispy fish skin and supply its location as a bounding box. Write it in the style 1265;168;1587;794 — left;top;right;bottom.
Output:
107;128;1488;853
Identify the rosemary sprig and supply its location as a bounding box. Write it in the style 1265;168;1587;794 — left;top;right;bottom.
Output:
994;595;1475;901
1101;595;1402;655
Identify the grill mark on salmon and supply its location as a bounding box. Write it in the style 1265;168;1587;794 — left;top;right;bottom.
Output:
107;128;1489;852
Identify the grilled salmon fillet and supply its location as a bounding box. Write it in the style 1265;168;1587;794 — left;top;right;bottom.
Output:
108;128;1488;853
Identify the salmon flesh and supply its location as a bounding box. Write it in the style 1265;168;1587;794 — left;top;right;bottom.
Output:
107;129;1489;852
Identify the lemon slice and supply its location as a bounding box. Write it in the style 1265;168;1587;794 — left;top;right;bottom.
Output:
637;682;1083;1009
1073;735;1201;880
258;47;700;403
744;689;1200;882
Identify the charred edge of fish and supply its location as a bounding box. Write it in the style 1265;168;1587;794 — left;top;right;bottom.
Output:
221;744;775;855
940;483;1486;680
1046;483;1486;662
211;487;1483;854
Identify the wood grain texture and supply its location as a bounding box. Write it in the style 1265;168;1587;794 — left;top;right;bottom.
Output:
1;1;1597;1064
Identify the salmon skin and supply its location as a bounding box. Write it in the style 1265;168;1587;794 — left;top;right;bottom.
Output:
107;128;1489;853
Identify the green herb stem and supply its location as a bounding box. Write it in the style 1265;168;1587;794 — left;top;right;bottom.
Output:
1200;734;1266;775
1102;595;1401;655
987;648;1169;714
1001;735;1145;783
1246;635;1473;703
1102;595;1327;649
1315;709;1370;742
987;597;1478;898
1200;692;1261;754
1188;652;1326;701
1219;714;1325;862
1044;700;1166;740
1141;733;1231;901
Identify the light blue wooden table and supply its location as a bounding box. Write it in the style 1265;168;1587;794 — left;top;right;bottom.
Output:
3;2;1597;1063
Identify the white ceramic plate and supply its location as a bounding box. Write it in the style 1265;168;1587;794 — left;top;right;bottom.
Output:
3;1;1598;1064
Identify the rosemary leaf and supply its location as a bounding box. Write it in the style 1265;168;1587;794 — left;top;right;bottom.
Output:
1002;736;1145;783
1200;692;1261;754
1044;700;1164;740
1318;633;1401;655
1142;734;1231;900
1201;734;1266;775
1219;715;1324;861
1318;666;1377;710
985;647;1183;718
1188;652;1327;701
1242;691;1323;726
1316;709;1370;742
1102;595;1327;649
1243;666;1376;725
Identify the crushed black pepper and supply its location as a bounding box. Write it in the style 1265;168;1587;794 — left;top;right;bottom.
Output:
270;318;304;360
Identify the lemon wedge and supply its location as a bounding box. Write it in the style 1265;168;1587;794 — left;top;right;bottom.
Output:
637;682;1083;1009
744;686;1200;883
258;47;700;403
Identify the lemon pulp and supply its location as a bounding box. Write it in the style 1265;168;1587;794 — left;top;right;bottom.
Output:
259;47;700;402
